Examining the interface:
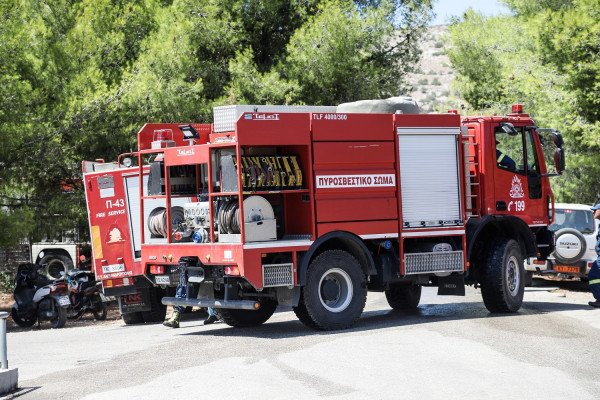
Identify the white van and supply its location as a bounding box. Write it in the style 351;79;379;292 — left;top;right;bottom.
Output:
526;203;599;282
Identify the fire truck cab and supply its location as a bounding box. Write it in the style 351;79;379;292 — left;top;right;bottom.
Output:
83;104;563;330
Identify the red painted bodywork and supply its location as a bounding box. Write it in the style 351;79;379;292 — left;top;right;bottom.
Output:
84;110;550;291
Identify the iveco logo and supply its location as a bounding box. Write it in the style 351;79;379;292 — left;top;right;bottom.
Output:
177;149;194;156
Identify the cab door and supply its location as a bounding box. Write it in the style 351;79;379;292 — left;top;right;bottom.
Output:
492;124;548;225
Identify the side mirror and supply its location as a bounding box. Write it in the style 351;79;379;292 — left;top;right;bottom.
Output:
500;122;519;136
554;147;565;175
552;131;564;148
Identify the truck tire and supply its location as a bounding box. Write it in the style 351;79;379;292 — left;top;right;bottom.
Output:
40;253;73;280
553;228;587;264
300;250;367;330
292;293;320;330
481;238;524;313
141;287;167;323
122;311;144;324
385;284;421;310
214;299;277;328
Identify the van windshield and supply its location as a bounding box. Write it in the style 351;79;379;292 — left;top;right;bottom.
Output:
550;209;596;234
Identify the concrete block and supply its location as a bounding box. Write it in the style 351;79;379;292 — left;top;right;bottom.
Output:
0;368;18;395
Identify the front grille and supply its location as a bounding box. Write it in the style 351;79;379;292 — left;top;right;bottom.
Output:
404;251;464;275
262;263;294;287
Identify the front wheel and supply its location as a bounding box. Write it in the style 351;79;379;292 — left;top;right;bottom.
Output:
299;250;366;330
11;307;37;328
92;295;107;320
480;238;524;313
50;299;67;329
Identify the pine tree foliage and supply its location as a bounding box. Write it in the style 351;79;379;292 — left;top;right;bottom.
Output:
0;0;433;245
447;0;600;203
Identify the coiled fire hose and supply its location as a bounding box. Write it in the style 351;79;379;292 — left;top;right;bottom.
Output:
148;206;185;238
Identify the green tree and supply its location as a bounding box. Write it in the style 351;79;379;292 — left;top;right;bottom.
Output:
446;2;600;203
0;0;434;247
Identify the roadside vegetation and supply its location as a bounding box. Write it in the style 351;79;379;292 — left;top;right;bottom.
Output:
445;0;600;204
0;0;434;248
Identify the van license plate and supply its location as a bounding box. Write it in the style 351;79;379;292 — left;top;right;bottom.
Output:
555;265;579;274
155;275;170;284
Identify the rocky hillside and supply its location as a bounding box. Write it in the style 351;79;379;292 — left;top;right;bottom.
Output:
405;25;455;113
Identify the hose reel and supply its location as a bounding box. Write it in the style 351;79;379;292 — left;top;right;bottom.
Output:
216;196;276;242
148;206;185;240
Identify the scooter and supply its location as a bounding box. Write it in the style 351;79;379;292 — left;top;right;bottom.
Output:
66;268;107;321
11;263;70;329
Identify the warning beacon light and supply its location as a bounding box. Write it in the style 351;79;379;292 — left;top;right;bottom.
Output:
511;104;523;114
151;129;175;149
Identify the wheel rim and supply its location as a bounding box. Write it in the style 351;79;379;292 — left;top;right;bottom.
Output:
318;268;353;313
506;255;520;296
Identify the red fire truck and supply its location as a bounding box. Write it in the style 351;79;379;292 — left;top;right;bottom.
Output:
83;104;564;329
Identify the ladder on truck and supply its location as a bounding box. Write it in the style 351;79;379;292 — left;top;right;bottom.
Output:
462;128;482;218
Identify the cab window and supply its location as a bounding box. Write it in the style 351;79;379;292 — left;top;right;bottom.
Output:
494;127;524;174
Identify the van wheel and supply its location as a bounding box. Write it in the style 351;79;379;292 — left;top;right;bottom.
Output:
300;250;366;330
553;228;587;264
481;239;524;313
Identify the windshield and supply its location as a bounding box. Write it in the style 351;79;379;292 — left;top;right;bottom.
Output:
550;209;596;234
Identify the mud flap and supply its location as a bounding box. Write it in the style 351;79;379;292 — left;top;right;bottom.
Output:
118;288;152;313
437;274;466;296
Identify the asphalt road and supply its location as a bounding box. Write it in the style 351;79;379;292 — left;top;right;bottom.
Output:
4;278;600;400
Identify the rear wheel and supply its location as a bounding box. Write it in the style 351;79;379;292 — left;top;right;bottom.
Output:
50;299;67;329
299;250;366;331
11;307;37;328
480;238;524;313
215;299;277;328
385;284;421;310
92;295;107;320
141;287;167;323
122;311;144;324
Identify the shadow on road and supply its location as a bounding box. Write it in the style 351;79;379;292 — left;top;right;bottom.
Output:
3;386;41;399
178;285;597;340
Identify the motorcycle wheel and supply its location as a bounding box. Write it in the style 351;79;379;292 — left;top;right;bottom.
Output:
92;295;107;321
11;308;36;328
50;299;67;329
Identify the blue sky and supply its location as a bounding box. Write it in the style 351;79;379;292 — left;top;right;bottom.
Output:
431;0;511;25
